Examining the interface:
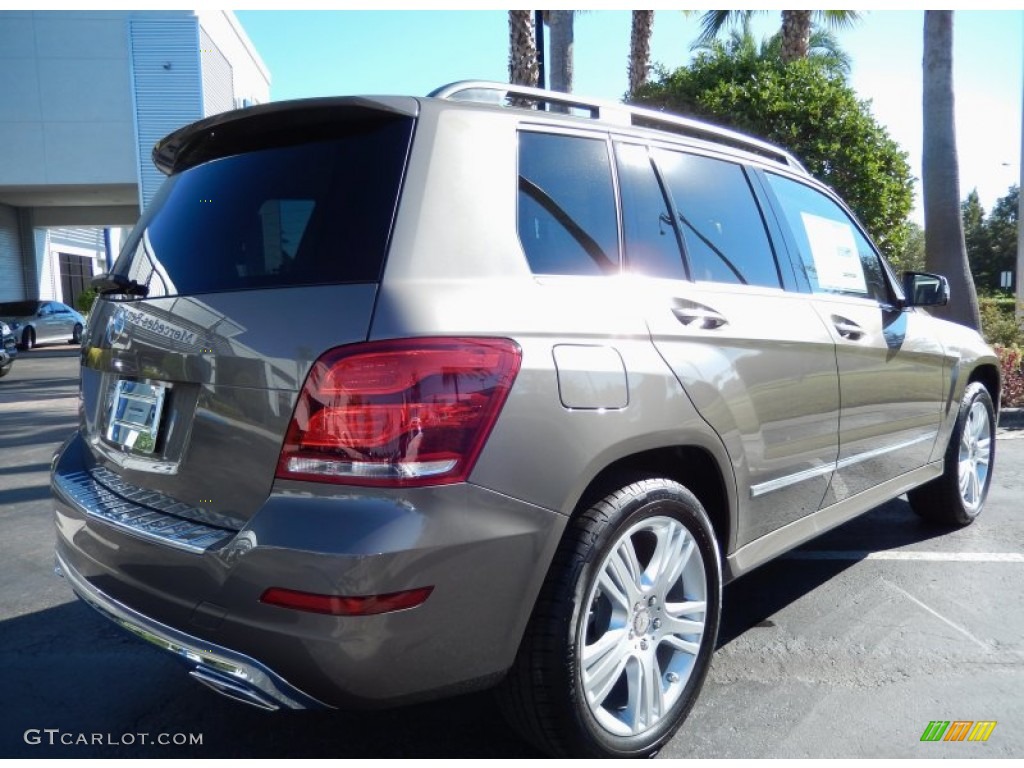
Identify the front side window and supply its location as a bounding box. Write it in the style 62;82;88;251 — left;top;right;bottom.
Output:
517;132;619;275
765;173;890;302
653;149;781;288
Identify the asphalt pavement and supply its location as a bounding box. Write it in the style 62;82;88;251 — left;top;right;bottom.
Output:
1;348;1021;758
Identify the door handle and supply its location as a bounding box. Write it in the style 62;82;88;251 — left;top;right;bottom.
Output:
672;306;728;330
832;315;864;340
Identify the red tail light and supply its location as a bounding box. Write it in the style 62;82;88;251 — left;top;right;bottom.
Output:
276;338;521;487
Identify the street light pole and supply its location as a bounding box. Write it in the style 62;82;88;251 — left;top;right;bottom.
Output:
1018;62;1024;325
1018;20;1024;326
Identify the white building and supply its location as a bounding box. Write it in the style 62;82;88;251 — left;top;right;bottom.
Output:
0;10;269;306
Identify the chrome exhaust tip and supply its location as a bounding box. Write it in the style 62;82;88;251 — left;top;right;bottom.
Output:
189;667;281;711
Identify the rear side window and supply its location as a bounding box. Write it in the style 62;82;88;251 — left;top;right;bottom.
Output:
517;132;619;275
113;115;414;297
654;149;781;288
765;173;890;302
615;142;685;280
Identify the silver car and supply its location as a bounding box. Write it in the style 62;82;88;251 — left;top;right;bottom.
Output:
0;300;85;350
52;82;999;758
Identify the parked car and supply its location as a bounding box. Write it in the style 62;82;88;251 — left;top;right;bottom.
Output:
51;82;999;758
0;300;85;350
0;320;16;377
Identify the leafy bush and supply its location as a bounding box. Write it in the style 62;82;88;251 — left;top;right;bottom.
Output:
995;344;1024;407
75;288;98;316
980;296;1023;347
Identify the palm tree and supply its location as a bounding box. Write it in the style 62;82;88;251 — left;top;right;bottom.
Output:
508;10;539;88
922;10;980;329
692;20;852;75
545;10;575;93
628;11;655;97
696;10;860;63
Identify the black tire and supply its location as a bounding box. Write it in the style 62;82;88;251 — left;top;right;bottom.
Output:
20;327;34;351
498;477;722;758
71;323;83;344
907;382;995;526
0;363;11;378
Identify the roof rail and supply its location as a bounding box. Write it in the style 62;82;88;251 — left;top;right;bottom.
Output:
428;80;804;171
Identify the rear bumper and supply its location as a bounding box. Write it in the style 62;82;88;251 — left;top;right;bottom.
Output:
55;547;325;711
52;431;565;708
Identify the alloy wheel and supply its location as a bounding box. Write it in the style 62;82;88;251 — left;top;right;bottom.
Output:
579;515;707;737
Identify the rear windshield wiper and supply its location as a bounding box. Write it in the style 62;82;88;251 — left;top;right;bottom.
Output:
91;273;150;298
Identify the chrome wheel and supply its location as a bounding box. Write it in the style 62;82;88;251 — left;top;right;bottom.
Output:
908;382;995;527
579;515;707;738
958;399;992;512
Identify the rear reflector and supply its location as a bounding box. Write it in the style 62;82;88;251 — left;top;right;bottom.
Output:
260;586;433;616
276;337;521;487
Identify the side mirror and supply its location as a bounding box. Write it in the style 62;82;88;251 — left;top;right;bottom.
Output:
902;272;949;307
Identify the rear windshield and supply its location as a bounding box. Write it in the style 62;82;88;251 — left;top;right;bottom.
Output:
112;114;414;297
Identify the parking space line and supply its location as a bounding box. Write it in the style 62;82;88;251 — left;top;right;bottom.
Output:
785;550;1024;563
881;578;991;651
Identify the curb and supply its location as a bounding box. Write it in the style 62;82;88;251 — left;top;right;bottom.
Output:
999;407;1024;430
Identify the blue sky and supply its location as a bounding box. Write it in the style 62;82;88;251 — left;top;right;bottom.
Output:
234;10;1022;222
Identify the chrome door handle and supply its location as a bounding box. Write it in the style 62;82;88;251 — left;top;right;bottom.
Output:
672;306;728;330
832;316;864;340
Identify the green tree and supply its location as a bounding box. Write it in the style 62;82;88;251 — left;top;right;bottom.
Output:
961;189;994;292
889;221;926;274
922;11;979;329
631;43;913;256
988;185;1019;293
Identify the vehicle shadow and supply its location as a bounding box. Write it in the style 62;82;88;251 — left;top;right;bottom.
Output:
0;600;543;758
718;496;956;645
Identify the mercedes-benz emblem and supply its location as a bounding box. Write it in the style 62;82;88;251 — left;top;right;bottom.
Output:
105;306;129;348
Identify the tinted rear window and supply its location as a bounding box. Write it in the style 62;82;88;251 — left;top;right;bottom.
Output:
113;115;413;297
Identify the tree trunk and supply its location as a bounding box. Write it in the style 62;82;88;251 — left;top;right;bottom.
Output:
780;10;812;63
922;10;981;329
508;10;539;88
547;10;574;93
628;10;654;97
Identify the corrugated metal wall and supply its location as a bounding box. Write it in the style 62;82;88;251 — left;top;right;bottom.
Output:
128;19;204;209
200;27;234;117
0;204;26;301
49;227;105;252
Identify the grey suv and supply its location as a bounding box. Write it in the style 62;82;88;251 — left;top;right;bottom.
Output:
52;81;998;758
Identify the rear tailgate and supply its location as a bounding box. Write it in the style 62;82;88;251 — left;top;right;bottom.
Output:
73;99;416;527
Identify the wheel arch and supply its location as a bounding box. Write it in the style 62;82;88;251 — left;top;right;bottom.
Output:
968;362;1001;413
571;445;733;560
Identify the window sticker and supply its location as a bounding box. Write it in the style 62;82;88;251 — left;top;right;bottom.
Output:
800;212;867;294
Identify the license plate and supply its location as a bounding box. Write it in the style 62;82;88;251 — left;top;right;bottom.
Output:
106;380;167;454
